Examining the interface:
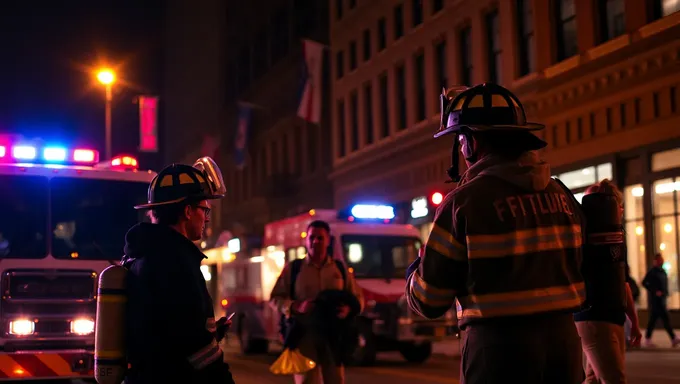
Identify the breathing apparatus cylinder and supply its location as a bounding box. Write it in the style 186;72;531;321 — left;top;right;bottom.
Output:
94;265;128;384
580;192;627;311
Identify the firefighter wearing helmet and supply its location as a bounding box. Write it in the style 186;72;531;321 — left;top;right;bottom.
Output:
105;157;235;384
405;83;586;383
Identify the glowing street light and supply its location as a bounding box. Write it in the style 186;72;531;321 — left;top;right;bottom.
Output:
96;68;116;160
96;69;116;85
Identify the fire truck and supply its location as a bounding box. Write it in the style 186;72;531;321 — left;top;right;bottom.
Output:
0;136;155;381
204;205;458;366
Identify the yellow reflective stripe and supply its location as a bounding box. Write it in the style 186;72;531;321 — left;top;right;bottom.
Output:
456;282;586;319
97;296;126;303
95;350;125;359
466;225;582;259
425;224;467;262
409;272;456;308
188;339;222;369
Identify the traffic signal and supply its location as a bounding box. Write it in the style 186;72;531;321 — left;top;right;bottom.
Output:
431;192;443;206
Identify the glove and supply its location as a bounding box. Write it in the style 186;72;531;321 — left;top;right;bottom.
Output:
406;256;421;280
215;316;231;342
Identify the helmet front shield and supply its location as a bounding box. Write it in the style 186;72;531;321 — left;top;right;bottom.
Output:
193;156;226;198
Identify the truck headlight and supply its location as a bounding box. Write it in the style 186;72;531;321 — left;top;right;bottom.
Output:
9;319;35;335
71;318;95;335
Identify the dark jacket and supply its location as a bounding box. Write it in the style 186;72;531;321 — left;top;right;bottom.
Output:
643;266;669;308
283;289;361;365
122;223;235;384
407;152;586;328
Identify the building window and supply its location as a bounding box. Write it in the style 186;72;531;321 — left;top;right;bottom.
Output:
378;18;387;51
486;10;502;84
433;0;443;13
364;83;374;145
350;91;359;151
379;73;390;138
599;0;626;42
624;184;647;308
237;46;251;92
412;0;423;26
554;162;613;202
394;4;404;40
652;148;680;172
336;0;343;20
253;30;269;78
555;0;578;61
653;0;680;19
651;178;680;310
349;41;357;71
363;29;371;61
307;127;317;172
396;64;407;130
460;26;473;85
271;8;290;62
293;126;302;174
434;39;447;106
294;0;317;38
337;100;346;157
414;52;426;122
516;0;535;76
336;51;344;79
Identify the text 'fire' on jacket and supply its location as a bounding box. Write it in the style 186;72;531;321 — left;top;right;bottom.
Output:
122;222;235;383
406;152;586;328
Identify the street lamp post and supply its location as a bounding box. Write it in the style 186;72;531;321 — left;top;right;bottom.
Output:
96;69;116;160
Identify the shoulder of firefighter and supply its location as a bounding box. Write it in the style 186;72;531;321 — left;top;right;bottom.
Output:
124;225;233;382
406;175;586;327
269;257;364;316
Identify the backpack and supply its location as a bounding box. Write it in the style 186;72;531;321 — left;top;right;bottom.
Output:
278;258;347;338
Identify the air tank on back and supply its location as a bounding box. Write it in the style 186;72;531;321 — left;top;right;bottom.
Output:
94;265;128;384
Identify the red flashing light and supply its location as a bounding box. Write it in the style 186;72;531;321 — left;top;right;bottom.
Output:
0;146;5;158
431;192;444;206
111;155;139;169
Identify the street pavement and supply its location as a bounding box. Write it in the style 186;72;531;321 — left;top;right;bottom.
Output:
224;339;680;384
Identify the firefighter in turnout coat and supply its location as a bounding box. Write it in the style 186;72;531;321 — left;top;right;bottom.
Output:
122;157;236;384
406;84;586;384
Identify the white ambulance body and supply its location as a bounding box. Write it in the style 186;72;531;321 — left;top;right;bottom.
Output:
0;137;155;380
209;206;458;365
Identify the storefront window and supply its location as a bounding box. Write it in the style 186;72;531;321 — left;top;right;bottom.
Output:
625;184;648;308
651;178;680;310
554;162;613;203
652;148;680;172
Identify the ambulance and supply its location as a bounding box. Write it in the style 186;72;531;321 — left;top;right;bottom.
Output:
0;135;155;381
204;205;458;366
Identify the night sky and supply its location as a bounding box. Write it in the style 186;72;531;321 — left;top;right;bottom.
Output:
0;1;165;166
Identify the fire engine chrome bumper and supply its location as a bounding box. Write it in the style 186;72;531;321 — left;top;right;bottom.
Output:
0;349;93;380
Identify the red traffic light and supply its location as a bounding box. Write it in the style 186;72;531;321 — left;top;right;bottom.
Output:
431;192;443;206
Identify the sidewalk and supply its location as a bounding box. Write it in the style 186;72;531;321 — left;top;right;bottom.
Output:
432;329;680;357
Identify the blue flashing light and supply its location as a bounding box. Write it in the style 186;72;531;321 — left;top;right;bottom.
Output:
43;147;67;162
13;145;37;160
350;204;396;220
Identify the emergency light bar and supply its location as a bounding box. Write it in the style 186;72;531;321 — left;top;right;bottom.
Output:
0;142;99;165
349;204;396;220
111;155;139;169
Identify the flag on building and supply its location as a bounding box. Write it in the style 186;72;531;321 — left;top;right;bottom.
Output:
234;102;252;169
297;39;325;124
138;96;159;152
